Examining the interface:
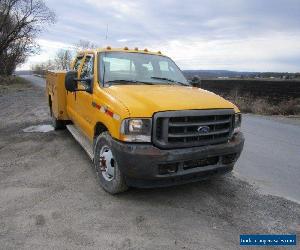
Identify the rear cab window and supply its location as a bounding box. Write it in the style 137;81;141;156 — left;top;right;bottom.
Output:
78;53;94;89
80;54;94;79
73;55;84;71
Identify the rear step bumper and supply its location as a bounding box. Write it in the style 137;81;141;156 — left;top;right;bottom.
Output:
111;132;244;188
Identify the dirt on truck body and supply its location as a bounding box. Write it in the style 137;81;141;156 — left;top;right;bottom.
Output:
46;47;244;194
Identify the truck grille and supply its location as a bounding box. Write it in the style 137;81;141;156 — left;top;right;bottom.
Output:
153;109;234;149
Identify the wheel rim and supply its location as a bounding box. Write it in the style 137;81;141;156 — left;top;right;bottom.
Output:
99;145;115;181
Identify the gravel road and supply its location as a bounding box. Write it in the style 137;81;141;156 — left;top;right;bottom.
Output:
0;77;299;249
20;75;45;88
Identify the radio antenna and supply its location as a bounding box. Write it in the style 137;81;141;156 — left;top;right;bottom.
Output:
105;24;108;41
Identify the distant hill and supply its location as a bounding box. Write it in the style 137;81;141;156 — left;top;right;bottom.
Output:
183;70;257;78
182;70;299;79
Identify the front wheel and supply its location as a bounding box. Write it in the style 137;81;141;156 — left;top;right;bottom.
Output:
93;132;128;194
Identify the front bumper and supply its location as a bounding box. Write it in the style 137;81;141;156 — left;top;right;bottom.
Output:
112;132;244;188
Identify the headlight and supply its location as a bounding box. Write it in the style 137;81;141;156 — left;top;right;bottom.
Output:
120;118;152;142
234;113;242;133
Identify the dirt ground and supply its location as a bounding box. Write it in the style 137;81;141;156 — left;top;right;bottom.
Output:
0;80;299;250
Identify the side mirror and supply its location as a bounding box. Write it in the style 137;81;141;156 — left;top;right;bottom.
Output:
189;77;201;87
75;77;92;85
65;71;78;92
74;77;93;93
83;77;93;94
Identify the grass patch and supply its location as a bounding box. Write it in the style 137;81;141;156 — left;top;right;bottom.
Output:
0;76;31;93
226;94;300;115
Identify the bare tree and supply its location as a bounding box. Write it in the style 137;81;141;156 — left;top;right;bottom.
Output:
31;59;56;76
54;49;72;70
0;0;55;75
74;39;98;50
31;39;99;76
31;49;72;76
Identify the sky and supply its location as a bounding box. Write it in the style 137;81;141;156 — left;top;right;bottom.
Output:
20;0;300;72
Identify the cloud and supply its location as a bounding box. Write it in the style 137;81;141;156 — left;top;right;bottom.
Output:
158;32;300;72
19;0;300;72
117;39;129;43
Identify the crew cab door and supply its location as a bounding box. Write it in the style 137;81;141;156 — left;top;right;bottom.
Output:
75;53;95;140
66;54;84;123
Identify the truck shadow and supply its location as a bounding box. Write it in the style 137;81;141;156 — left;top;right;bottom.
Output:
116;173;257;231
116;173;300;234
128;173;240;197
119;173;244;216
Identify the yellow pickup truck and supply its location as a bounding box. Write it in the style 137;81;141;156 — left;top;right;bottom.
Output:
46;47;244;194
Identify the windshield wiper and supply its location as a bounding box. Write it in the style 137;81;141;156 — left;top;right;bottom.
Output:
105;80;155;85
151;76;176;82
105;79;136;84
150;76;188;86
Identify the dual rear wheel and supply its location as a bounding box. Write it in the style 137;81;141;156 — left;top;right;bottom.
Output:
49;101;65;130
51;114;65;130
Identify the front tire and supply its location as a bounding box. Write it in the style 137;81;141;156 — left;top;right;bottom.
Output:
93;132;128;194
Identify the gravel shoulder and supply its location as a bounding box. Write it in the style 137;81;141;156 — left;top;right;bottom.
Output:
0;80;299;249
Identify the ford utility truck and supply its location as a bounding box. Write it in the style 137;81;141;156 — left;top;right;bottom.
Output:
46;47;244;194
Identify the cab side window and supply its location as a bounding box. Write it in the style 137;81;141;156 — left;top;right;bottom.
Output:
80;55;94;79
73;56;84;71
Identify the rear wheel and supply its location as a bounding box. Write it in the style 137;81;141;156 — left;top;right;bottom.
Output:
93;132;128;194
49;105;65;130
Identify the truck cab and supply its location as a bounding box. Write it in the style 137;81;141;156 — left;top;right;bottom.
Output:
46;47;244;194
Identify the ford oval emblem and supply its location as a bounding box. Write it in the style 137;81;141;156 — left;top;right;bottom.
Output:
197;126;210;133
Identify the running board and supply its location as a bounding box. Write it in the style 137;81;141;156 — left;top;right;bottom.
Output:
66;125;94;160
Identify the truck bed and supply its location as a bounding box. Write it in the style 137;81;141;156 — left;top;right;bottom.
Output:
46;71;69;120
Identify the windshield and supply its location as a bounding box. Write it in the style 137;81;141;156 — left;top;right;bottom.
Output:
99;52;189;86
